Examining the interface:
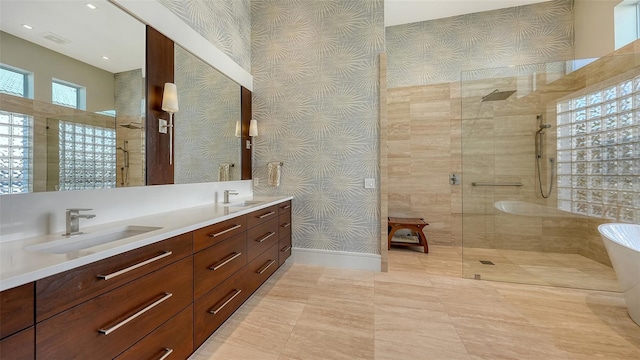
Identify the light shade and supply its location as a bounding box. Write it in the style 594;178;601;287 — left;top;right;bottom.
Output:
161;82;179;113
249;119;258;137
235;121;241;137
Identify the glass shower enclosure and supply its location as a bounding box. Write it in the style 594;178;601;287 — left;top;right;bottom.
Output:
460;54;640;292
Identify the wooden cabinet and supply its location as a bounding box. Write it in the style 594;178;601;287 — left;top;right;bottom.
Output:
115;305;193;360
194;232;247;299
246;204;278;228
247;218;280;261
0;283;34;340
0;327;34;360
36;257;193;360
279;235;292;266
36;233;192;322
246;244;280;293
278;200;292;265
193;215;247;252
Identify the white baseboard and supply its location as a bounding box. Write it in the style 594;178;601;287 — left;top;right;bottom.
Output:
291;248;381;272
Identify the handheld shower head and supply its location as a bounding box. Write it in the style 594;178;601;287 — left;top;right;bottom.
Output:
539;124;551;129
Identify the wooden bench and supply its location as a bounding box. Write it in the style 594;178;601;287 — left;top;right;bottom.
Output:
388;217;429;253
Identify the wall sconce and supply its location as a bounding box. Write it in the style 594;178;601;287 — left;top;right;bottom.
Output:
160;82;178;164
246;119;258;149
235;120;241;137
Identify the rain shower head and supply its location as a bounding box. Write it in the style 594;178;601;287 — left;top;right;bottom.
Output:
118;122;143;129
481;89;516;102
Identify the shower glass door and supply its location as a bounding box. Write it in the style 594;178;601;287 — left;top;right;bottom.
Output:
460;57;637;291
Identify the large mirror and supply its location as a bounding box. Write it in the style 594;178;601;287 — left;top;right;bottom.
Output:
174;45;241;183
0;0;245;196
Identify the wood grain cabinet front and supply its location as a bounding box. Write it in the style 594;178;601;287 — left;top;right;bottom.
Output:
246;205;279;229
278;210;291;240
35;233;193;322
193;215;247;252
115;305;193;360
246;244;279;294
279;235;292;266
0;283;34;340
194;269;248;348
194;232;247;299
246;217;279;261
35;257;193;360
0;327;34;360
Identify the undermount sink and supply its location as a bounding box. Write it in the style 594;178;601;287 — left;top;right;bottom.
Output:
227;200;265;207
25;225;162;254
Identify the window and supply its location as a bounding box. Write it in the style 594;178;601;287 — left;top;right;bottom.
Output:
58;121;116;191
556;76;640;222
52;80;86;109
0;65;33;98
0;111;32;194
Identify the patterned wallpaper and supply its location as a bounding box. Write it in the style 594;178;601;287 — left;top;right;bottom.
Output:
386;0;574;88
159;0;251;72
251;0;385;254
174;45;241;184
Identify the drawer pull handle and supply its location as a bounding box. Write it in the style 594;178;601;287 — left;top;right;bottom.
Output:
256;259;276;274
210;252;242;271
281;222;291;228
209;289;242;315
158;348;173;360
209;224;242;237
97;251;173;280
256;232;276;243
99;292;172;335
281;204;291;210
258;211;276;219
281;246;291;253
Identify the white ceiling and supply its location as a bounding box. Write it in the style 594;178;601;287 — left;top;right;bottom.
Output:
0;0;144;74
385;0;553;27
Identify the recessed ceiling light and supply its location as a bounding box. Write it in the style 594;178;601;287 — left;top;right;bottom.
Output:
22;24;33;30
86;3;97;10
102;56;109;60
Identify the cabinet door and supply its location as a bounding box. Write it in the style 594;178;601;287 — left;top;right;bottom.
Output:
0;327;34;360
246;218;279;261
194;232;247;299
194;269;248;349
246;244;279;294
36;257;193;360
193;215;247;252
115;305;193;360
279;235;292;266
36;233;192;322
278;201;291;214
278;210;291;240
0;283;34;340
246;205;278;229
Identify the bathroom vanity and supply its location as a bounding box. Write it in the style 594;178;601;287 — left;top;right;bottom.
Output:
0;197;292;360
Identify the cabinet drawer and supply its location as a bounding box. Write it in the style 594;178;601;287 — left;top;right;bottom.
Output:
279;235;292;266
194;269;248;348
247;218;279;261
0;283;34;339
115;305;193;360
36;233;192;322
194;215;247;252
246;205;278;229
278;200;291;214
36;257;193;360
278;211;291;239
246;244;279;294
194;232;247;299
0;327;34;360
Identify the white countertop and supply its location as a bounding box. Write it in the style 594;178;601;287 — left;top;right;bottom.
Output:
0;196;292;291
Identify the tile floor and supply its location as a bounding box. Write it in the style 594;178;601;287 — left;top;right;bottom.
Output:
190;246;640;359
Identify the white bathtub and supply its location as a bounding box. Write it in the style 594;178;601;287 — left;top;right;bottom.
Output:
598;223;640;326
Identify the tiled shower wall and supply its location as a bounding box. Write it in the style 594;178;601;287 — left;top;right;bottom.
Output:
386;0;575;248
114;69;145;187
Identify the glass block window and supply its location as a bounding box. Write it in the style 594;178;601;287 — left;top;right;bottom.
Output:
0;111;32;194
0;65;30;98
557;76;640;222
59;121;116;191
52;80;84;109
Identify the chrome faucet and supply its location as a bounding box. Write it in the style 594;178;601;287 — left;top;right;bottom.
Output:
223;190;238;204
65;208;96;236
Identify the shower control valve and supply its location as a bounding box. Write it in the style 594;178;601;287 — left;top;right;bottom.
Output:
449;173;460;185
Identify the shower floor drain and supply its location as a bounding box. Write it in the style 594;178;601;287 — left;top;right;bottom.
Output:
479;260;495;265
